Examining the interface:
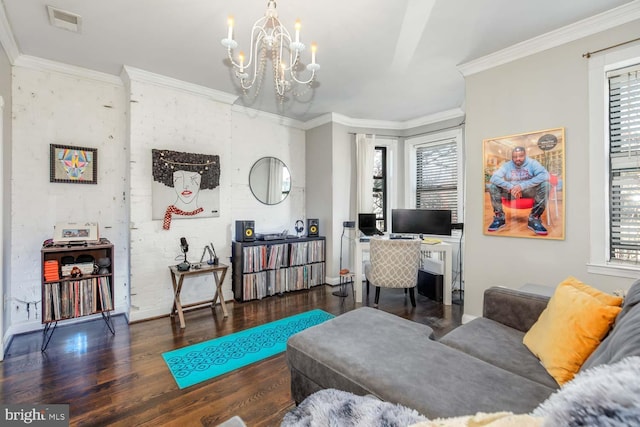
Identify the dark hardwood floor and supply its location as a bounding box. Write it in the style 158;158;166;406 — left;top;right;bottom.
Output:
1;285;462;427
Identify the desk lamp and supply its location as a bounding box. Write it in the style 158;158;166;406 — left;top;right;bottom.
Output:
200;243;219;265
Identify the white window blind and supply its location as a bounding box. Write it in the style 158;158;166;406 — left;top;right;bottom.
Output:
608;63;640;264
416;140;458;222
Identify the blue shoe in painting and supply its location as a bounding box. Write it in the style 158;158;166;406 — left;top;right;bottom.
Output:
528;216;548;235
487;215;506;232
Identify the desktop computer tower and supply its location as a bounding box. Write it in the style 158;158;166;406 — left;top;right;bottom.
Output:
417;269;443;302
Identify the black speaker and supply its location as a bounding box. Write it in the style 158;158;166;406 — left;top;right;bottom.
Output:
307;219;319;237
236;220;255;242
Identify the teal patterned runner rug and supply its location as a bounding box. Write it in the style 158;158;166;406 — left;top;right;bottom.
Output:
162;309;334;389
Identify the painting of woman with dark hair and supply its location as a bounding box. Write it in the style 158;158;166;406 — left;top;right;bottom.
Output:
151;149;221;230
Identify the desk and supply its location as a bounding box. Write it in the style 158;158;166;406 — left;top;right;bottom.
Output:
169;262;229;328
354;239;453;305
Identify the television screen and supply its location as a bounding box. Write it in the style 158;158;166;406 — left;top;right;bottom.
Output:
391;209;452;236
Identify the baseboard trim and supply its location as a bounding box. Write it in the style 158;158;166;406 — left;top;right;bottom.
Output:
461;313;478;324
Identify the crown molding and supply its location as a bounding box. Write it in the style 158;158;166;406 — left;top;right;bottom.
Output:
458;0;640;77
402;108;465;129
0;2;19;63
300;112;333;130
302;108;465;131
231;103;306;129
122;66;238;105
14;55;123;85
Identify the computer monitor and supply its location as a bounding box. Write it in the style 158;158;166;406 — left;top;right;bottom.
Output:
391;209;452;236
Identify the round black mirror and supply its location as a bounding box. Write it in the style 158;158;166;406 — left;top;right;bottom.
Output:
249;157;291;205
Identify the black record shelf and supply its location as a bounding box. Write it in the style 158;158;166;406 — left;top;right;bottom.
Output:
231;236;326;302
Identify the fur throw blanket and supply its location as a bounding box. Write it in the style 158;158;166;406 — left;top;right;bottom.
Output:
533;356;640;426
281;389;427;427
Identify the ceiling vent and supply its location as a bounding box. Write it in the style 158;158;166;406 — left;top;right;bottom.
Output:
46;5;82;33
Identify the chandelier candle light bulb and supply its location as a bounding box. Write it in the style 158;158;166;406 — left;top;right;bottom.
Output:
221;16;238;49
227;16;233;41
294;19;301;44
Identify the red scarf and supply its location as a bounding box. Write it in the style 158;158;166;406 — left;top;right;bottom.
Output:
163;205;204;230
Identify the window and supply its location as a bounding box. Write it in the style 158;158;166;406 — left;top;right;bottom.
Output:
608;64;640;264
373;147;387;231
587;42;640;278
416;141;458;222
407;129;463;224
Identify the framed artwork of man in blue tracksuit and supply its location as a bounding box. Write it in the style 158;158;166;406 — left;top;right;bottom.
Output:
483;128;565;240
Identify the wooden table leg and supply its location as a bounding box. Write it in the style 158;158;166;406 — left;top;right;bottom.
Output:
171;273;186;328
211;268;228;317
170;272;178;317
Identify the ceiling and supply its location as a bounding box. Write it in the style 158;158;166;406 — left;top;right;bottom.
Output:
1;0;636;123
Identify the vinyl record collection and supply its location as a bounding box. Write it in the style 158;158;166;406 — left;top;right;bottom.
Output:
240;239;325;301
43;277;113;321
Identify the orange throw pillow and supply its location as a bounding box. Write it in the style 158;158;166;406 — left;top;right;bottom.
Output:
523;281;621;385
560;276;623;307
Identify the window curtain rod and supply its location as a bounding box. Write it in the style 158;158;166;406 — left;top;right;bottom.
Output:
583;36;640;58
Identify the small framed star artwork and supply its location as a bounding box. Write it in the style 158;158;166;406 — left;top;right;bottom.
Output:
50;144;98;184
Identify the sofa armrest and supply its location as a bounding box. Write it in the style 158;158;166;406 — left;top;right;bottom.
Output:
483;287;550;332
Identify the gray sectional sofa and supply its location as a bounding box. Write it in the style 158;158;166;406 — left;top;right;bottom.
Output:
286;280;640;419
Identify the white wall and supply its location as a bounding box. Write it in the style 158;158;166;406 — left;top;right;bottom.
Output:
463;20;640;318
0;42;11;358
306;123;335;278
332;124;355;276
125;69;306;322
9;65;128;333
230;108;306;233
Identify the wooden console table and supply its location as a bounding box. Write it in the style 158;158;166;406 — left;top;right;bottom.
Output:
169;262;229;328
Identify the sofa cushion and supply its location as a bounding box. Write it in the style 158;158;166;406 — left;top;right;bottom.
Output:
482;287;549;332
287;307;555;419
616;279;640;324
523;281;621;385
439;318;558;389
581;299;640;371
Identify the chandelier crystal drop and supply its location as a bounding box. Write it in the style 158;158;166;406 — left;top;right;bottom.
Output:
221;0;319;99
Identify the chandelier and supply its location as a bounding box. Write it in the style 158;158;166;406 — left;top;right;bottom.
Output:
221;0;320;99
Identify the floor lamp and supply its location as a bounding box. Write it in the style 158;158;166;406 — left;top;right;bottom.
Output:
333;221;355;298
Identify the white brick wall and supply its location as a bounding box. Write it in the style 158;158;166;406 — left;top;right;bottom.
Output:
126;74;306;322
10;66;128;329
9;64;306;331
